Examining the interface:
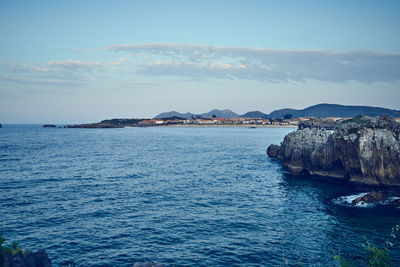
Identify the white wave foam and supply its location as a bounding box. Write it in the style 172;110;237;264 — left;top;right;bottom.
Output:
332;192;372;208
333;194;400;208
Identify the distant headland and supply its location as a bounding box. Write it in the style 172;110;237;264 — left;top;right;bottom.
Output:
66;103;400;128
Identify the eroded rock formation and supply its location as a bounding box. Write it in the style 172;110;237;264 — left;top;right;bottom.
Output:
1;249;51;267
267;115;400;187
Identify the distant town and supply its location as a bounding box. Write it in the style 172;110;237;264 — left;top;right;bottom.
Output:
136;116;306;127
66;116;359;128
60;104;400;128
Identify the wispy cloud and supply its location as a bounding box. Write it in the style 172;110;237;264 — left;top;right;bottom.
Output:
141;61;251;80
109;57;128;66
0;74;83;87
105;43;400;83
2;44;399;87
0;59;108;87
46;60;103;72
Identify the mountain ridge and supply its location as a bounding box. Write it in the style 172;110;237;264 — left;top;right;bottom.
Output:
268;103;400;118
155;109;239;119
154;104;400;119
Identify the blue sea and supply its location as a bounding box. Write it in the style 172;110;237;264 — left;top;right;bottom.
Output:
0;125;399;266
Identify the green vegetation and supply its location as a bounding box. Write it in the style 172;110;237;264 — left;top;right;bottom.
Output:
335;241;394;267
334;224;399;267
1;236;23;255
1;236;26;266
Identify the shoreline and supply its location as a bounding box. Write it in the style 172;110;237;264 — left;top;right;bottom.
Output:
138;124;298;128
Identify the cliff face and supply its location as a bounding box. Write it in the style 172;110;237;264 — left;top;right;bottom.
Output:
267;115;400;187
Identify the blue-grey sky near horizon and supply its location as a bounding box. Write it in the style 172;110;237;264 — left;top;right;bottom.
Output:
1;0;400;123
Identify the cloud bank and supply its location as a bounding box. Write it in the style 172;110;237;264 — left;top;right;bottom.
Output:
2;44;399;87
106;43;400;83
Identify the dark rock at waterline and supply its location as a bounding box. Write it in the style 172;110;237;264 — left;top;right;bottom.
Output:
350;191;400;207
0;123;2;128
267;115;400;187
266;144;280;158
391;198;400;207
352;192;385;205
42;124;56;128
2;249;51;267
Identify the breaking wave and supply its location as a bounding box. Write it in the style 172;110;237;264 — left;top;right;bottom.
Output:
332;192;400;208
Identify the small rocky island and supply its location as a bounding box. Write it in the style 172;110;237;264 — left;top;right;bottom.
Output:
267;115;400;188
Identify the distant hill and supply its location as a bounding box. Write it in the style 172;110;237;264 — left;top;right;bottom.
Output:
201;109;239;118
268;103;400;118
154;111;195;119
240;111;268;118
155;104;400;120
155;109;239;119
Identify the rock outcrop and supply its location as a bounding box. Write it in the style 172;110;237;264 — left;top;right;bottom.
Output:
1;249;51;267
352;191;385;205
267;115;400;187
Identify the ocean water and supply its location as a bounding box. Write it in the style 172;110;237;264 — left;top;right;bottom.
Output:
0;125;399;266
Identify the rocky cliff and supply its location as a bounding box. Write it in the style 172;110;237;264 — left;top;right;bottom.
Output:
267;115;400;187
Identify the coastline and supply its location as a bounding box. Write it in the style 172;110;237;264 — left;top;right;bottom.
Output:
148;124;297;128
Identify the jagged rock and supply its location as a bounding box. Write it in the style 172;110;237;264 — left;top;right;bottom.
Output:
298;118;337;130
352;192;385;205
350;192;400;207
266;144;280;158
2;249;51;267
267;115;400;187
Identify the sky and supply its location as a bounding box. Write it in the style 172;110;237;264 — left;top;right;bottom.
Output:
0;0;400;123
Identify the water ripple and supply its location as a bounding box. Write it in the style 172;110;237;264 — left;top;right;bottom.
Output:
1;126;399;266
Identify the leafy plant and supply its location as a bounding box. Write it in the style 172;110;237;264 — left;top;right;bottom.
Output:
363;241;392;267
334;255;356;267
334;241;393;267
1;236;24;261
